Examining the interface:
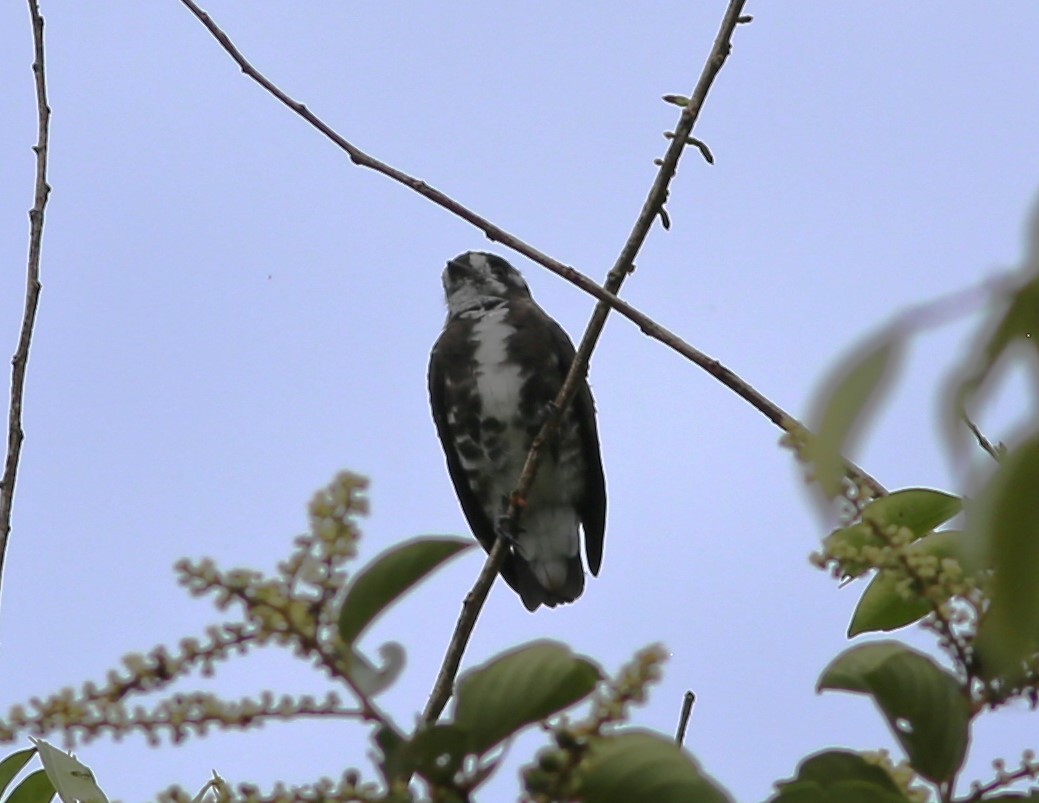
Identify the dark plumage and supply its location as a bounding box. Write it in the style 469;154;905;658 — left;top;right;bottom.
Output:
428;252;607;610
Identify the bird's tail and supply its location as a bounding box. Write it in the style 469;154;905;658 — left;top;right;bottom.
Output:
504;552;584;611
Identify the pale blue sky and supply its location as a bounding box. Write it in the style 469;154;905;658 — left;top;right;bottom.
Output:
2;3;1038;800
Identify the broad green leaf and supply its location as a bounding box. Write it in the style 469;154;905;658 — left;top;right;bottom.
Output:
957;275;1039;399
780;749;904;789
948;248;1039;454
343;642;405;697
402;724;469;785
823;490;962;581
822;522;885;579
809;335;901;499
818;641;970;783
31;739;108;803
848;530;969;636
338;537;472;644
973;436;1039;677
5;770;55;803
769;750;909;802
0;749;37;795
453;640;601;755
769;780;908;803
578;730;732;803
861;489;962;535
984;276;1039;363
373;724;409;785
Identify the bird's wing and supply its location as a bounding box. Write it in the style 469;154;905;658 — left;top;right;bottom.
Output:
546;318;607;576
428;330;500;556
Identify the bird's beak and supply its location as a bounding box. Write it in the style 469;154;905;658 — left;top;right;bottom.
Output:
446;258;472;280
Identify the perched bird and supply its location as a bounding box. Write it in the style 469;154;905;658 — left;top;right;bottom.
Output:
428;251;607;611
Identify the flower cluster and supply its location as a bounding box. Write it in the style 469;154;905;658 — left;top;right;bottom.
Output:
584;643;668;731
861;749;931;803
156;769;384;803
522;645;669;801
0;472;370;755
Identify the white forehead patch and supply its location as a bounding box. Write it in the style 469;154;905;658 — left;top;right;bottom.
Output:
468;252;490;272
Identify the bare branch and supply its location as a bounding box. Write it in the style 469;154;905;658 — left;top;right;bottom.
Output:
177;0;582;275
1;0;51;604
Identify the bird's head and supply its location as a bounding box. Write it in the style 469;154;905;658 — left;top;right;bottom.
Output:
441;252;531;316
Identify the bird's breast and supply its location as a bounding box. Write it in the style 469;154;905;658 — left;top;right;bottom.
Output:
470;310;525;425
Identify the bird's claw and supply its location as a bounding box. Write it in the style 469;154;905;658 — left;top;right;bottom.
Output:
495;512;524;549
538;399;562;425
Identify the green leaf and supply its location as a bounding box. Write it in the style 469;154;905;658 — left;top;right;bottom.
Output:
373;724;409;785
973;436;1039;677
31;738;108;803
769;781;908;803
860;489;962;535
822;522;885;579
809;335;901;499
341;642;405;697
818;642;970;783
781;749;904;789
0;749;37;796
769;750;909;802
958;275;1039;397
848;530;969;636
5;770;55;803
403;724;470;785
338;537;472;644
578;730;732;803
822;490;962;581
452;640;601;755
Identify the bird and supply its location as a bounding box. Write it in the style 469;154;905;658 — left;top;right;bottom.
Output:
428;251;606;611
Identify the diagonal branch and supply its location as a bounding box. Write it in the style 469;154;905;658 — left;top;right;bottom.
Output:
173;0;879;496
1;0;52;606
176;0;886;719
423;0;751;723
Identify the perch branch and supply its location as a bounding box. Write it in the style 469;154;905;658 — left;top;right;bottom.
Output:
1;0;51;604
176;0;887;718
423;0;750;723
175;0;882;495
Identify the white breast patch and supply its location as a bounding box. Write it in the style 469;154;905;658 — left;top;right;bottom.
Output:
470;309;524;425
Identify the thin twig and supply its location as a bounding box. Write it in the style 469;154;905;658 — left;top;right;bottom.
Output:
424;0;751;724
1;0;51;605
963;413;1002;462
675;691;696;746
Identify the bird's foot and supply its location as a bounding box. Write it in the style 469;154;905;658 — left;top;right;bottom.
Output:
495;496;526;550
537;399;562;426
495;521;522;550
